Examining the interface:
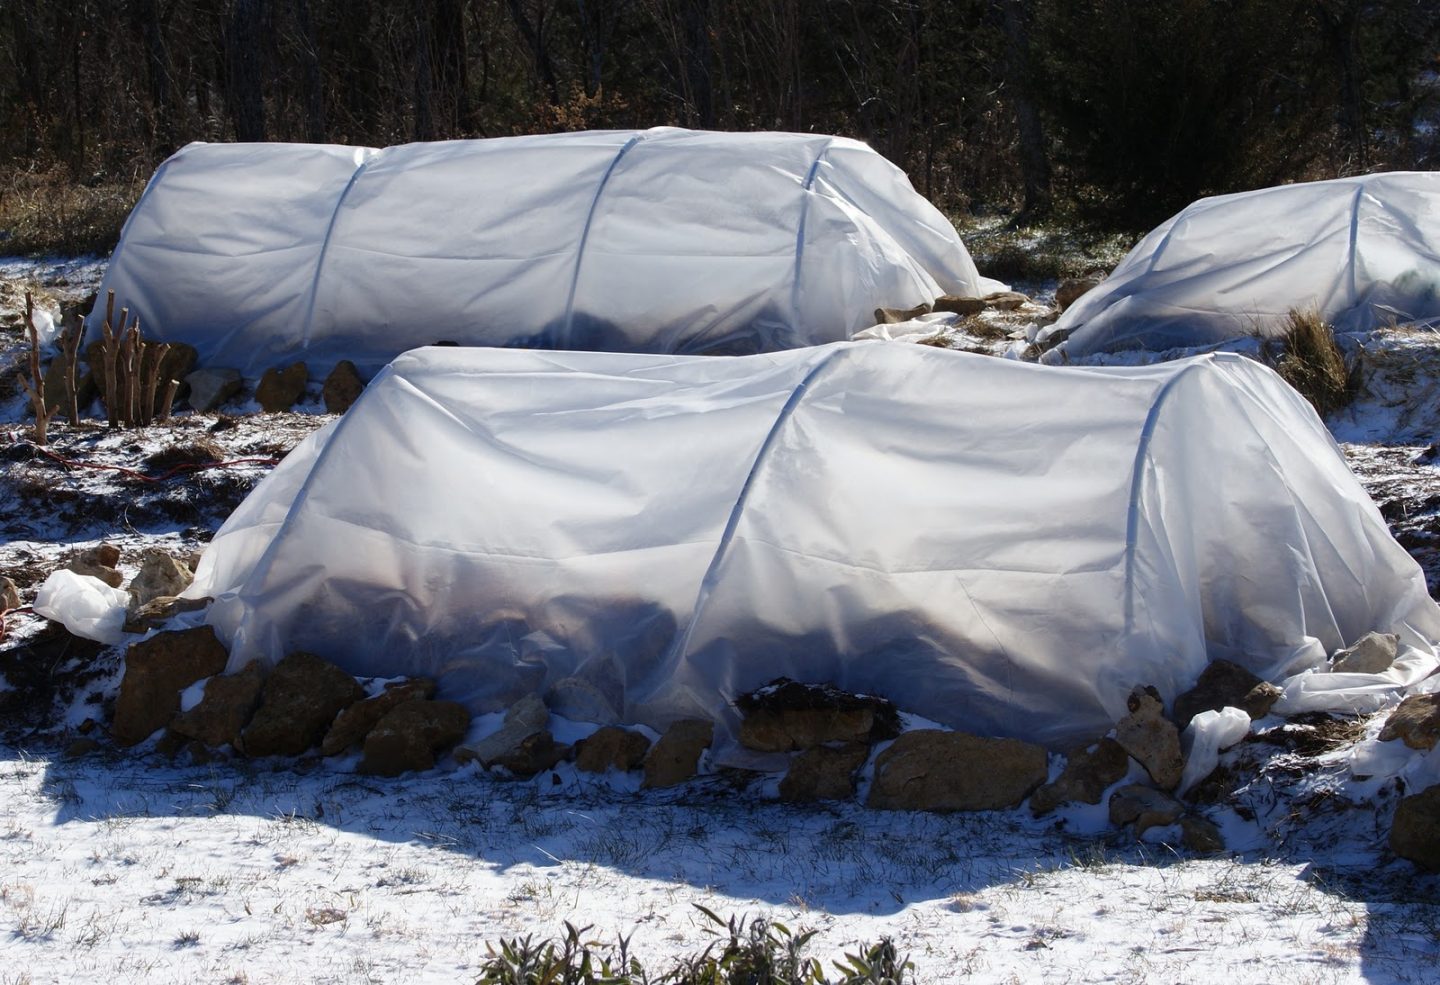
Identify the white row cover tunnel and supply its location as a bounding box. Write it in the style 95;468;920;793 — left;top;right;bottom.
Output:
188;342;1440;748
88;128;994;375
1042;171;1440;359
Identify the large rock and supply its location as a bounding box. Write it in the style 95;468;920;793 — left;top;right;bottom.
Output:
874;302;933;324
66;544;123;589
1379;694;1440;751
982;290;1029;311
486;730;570;776
127;550;194;608
1172;661;1281;729
868;730;1047;812
932;295;986;316
1390;784;1440;871
1331;632;1399;675
1109;785;1184;837
1056;277;1102;312
1030;737;1130;815
112;626;230;747
453;693;550;768
643;719;714;788
321;678;437;756
184;368;243;412
169;660;266;748
122;594;211;634
574;726;651;773
1180;815;1226;854
1114;686;1185;790
255;362;308;412
157;343;199;389
1;575;19;612
735;679;900;752
546;676;621;726
321;360;366;414
239;651;365;757
779;742;870;803
358;699;471;776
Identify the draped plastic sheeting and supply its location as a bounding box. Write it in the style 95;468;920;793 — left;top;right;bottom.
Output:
87;129;990;375
1040;172;1440;360
187;342;1440;748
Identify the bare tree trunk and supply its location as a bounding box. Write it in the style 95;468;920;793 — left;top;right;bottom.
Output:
294;0;326;141
413;0;435;140
682;0;714;127
506;0;561;104
226;0;268;142
996;0;1051;220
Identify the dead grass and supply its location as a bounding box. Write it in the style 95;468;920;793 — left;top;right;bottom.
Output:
0;168;144;257
1271;308;1354;417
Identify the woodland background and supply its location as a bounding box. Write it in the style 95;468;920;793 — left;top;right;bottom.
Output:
0;0;1437;246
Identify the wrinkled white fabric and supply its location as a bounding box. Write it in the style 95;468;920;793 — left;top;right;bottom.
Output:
186;342;1440;747
33;569;130;644
1041;172;1440;360
1178;706;1252;796
88;129;990;376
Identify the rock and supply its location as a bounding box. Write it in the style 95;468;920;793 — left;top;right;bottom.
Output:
1330;632;1399;675
239;651;365;757
642;719;714;788
185;368;243;412
574;726;651;773
1108;785;1184;837
112;626;230;747
321;678;437;756
169;660;266;748
122;594;212;634
154;730;188;759
1;575;19;612
1056;277;1101;312
66;544;123;589
486;730;570;776
932;295;986;316
779;742;870;802
322;360;366;414
1379;694;1440;751
64;737;101;759
358;699;471;776
127;550;195;608
874;302;932;324
1029;737;1130;815
255;362;308;412
868;730;1047;812
982;290;1029;311
157;342;199;388
546;676;621;726
453;693;550;768
1172;660;1281;729
185;740;214;766
40;349;74;415
1180;815;1226;854
735;679;900;752
1114;685;1185;790
1390;784;1440;871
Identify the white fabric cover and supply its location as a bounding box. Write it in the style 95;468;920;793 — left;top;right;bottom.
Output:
88;129;988;375
1041;172;1440;360
33;570;130;644
185;342;1440;748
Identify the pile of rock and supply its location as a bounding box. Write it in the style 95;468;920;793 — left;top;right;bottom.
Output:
108;627;471;776
68;612;1440;870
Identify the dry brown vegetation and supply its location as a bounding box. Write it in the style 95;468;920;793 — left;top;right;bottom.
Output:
1272;308;1354;418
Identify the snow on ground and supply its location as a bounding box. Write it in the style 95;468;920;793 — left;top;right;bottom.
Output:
2;255;1440;983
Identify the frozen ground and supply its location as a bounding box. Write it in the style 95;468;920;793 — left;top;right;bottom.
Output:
1;257;1439;983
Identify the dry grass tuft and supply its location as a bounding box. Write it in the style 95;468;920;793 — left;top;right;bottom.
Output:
0;168;144;256
1272;308;1354;417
